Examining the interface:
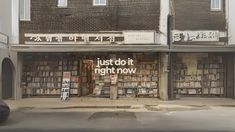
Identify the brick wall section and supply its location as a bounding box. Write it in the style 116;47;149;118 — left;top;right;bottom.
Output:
20;0;160;43
173;0;226;30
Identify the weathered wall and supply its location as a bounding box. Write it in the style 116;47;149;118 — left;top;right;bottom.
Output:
228;0;235;45
0;0;12;37
20;0;160;43
226;53;234;98
0;0;19;44
173;0;226;30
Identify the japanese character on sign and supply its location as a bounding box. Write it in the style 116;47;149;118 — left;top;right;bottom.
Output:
45;36;53;42
82;35;89;43
94;36;103;42
107;36;115;42
173;33;185;42
30;36;42;42
55;35;63;42
187;33;196;41
69;35;78;42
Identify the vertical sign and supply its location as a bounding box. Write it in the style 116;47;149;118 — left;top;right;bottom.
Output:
61;72;71;101
0;33;8;48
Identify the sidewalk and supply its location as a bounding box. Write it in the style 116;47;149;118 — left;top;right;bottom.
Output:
4;97;235;112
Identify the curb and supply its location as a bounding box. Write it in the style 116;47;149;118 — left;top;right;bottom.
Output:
9;104;212;112
49;105;132;109
145;104;210;111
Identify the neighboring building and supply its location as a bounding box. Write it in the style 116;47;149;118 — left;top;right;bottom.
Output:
168;0;235;99
0;0;19;100
228;0;235;45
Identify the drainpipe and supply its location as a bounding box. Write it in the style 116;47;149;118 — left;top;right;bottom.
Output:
159;0;170;101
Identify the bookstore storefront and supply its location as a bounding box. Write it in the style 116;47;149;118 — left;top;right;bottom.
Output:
172;53;225;97
21;52;160;98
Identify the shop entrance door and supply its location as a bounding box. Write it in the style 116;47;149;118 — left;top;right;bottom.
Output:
81;60;94;96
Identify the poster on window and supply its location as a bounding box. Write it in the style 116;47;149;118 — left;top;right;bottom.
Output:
61;72;71;101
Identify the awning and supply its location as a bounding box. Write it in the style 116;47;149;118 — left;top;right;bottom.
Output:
10;44;169;52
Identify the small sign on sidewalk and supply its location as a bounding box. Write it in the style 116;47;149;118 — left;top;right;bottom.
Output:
61;72;71;101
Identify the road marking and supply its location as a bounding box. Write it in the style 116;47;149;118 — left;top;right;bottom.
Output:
165;112;174;116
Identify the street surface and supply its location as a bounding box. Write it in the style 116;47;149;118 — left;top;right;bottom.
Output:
1;107;235;132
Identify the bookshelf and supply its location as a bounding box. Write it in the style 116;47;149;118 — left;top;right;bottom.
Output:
117;59;159;98
21;56;81;97
173;55;225;96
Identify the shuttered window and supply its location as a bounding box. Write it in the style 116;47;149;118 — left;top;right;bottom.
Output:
20;0;31;21
93;0;107;6
211;0;222;11
58;0;68;8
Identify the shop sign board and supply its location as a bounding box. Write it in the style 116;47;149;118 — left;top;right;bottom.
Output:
61;72;71;101
24;31;156;45
123;31;156;44
25;33;124;45
110;74;118;85
172;30;220;42
0;33;8;48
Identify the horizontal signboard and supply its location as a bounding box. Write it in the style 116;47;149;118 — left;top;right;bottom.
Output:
25;33;124;45
123;31;155;44
0;33;8;44
172;30;220;42
24;31;156;45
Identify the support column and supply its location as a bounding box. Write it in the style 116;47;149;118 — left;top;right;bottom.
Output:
110;74;118;100
11;0;19;44
0;58;2;99
159;53;169;101
226;53;234;98
16;53;23;99
10;51;22;100
234;53;235;98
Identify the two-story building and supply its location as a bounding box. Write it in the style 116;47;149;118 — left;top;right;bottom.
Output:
10;0;170;100
168;0;235;99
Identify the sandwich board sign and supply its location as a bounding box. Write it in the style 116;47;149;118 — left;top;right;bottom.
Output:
61;72;71;101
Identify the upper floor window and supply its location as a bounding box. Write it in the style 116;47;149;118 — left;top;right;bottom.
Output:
20;0;31;21
211;0;222;11
93;0;107;6
58;0;68;8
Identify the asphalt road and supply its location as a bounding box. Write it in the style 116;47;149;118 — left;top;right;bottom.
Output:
1;107;235;132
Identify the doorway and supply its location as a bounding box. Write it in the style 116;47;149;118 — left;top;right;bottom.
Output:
1;58;14;99
81;59;95;96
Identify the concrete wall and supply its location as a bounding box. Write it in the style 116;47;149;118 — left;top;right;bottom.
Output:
228;0;235;45
0;0;12;99
0;0;19;44
0;50;20;100
0;0;12;37
0;0;19;99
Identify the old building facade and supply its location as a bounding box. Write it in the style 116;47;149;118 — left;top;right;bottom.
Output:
0;0;19;100
169;0;234;99
1;0;235;100
12;0;169;100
